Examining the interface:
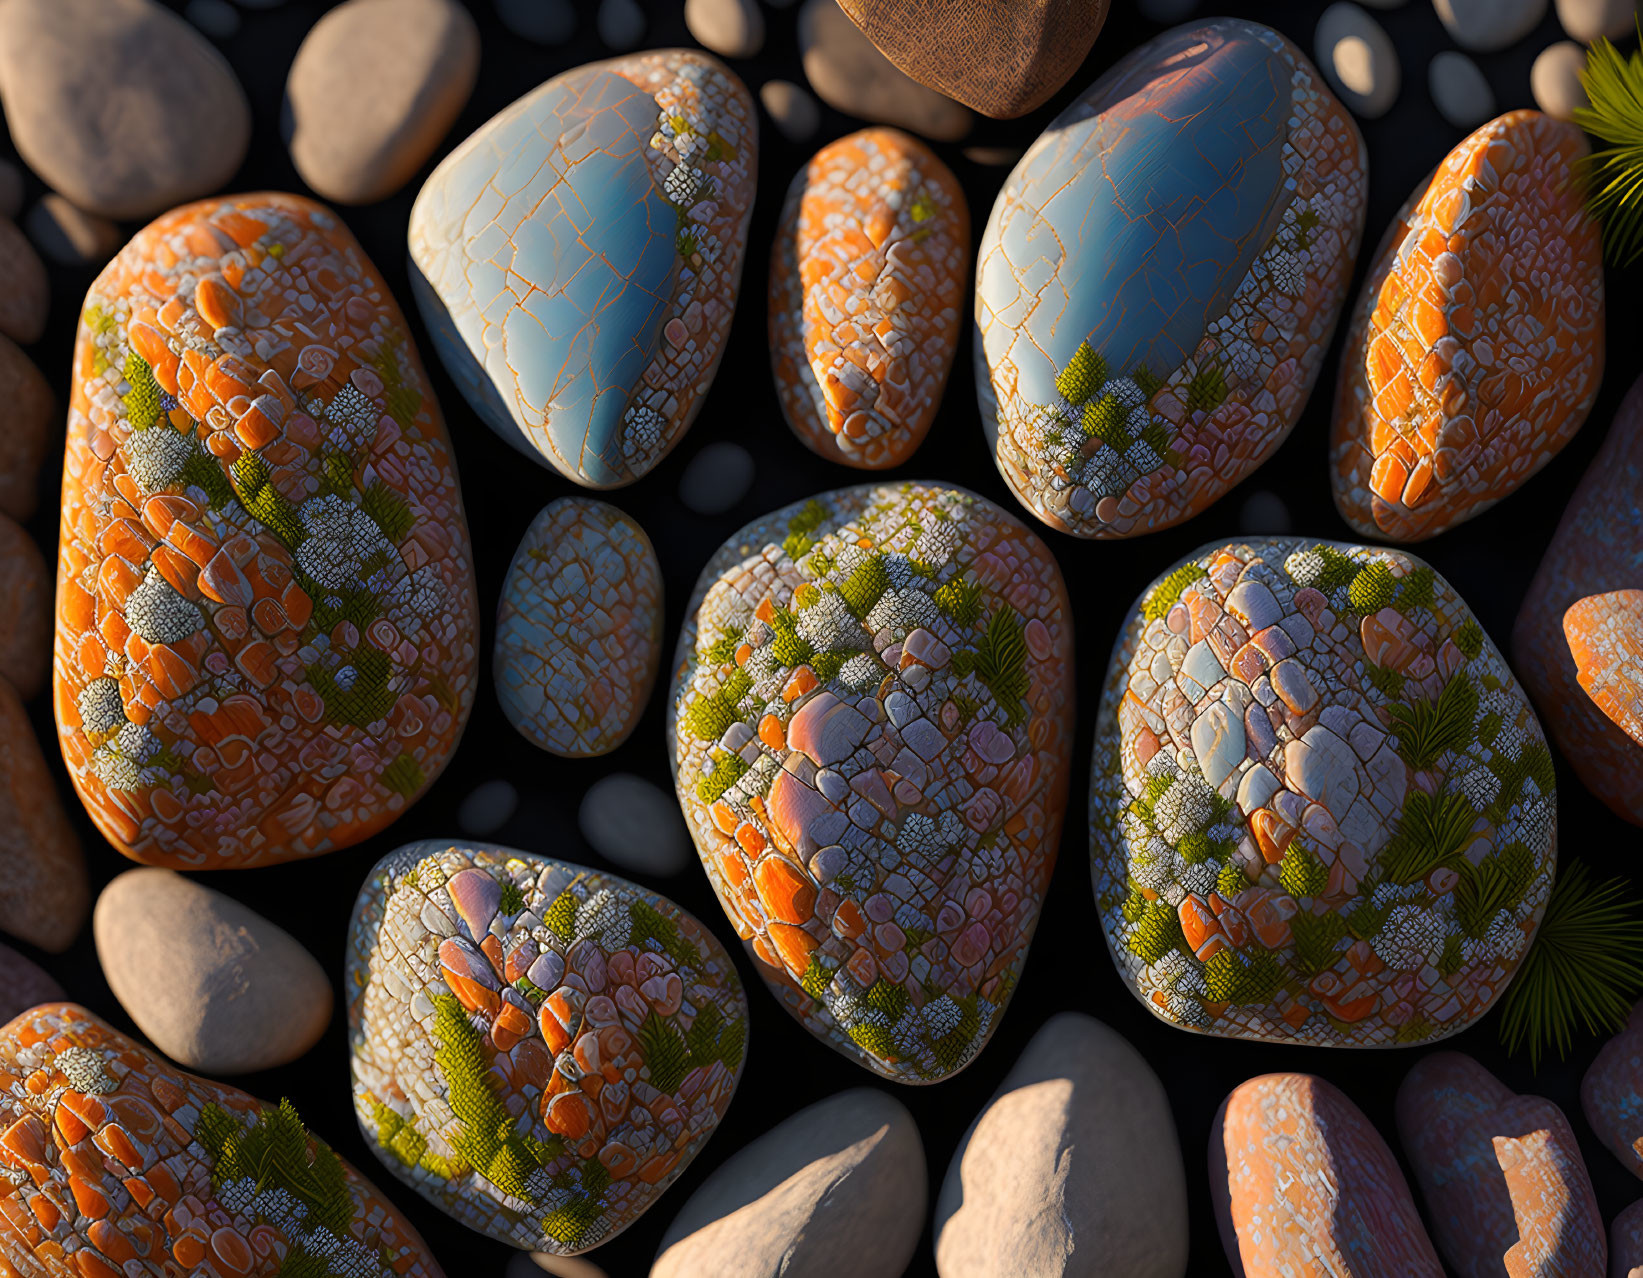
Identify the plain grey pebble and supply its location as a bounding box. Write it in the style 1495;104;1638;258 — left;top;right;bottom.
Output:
458;778;519;836
1238;489;1293;535
598;0;645;49
579;773;693;877
679;442;756;515
0;161;22;222
1428;50;1495;128
185;0;240;36
496;0;574;44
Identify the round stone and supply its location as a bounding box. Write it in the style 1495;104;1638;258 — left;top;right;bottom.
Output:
185;0;241;36
832;0;1108;119
24;195;121;267
1556;0;1638;39
0;676;89;952
0;216;48;346
0;1003;442;1275
94;866;333;1073
1615;1203;1643;1278
495;498;663;757
286;0;480;206
579;773;693;877
512;1255;609;1278
1214;1073;1443;1273
977;18;1369;538
458;778;520;836
1434;0;1549;51
0;942;63;1023
0;160;23;221
0;513;50;700
0;0;250;220
0;334;51;522
678;441;756;515
798;0;973;141
1515;376;1643;825
597;0;646;49
760;79;822;141
770;127;968;469
1398;1052;1604;1275
934;1013;1189;1278
1315;3;1401;118
1427;50;1495;128
1332;110;1602;540
656;1088;924;1277
1583;999;1643;1177
670;482;1075;1082
497;0;575;43
1531;41;1591;121
1090;538;1556;1046
686;0;765;57
1237;489;1292;534
53;193;480;869
347;841;749;1255
410;51;756;488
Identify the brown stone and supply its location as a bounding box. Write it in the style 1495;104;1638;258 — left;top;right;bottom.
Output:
0;334;51;522
0;940;64;1022
0;675;89;952
799;0;972;141
0;513;50;700
0;216;47;344
23;194;122;266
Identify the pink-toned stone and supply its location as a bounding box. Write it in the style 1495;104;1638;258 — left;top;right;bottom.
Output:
1583;999;1643;1181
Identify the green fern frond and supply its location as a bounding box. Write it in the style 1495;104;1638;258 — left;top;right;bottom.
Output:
1575;31;1643;266
1388;672;1478;771
970;605;1030;724
1500;860;1643;1069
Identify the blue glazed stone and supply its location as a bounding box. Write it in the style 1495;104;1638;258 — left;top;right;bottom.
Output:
410;51;756;488
975;19;1367;539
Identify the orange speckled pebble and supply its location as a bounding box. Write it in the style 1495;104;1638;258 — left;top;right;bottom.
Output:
1515;375;1643;826
769;128;968;469
0;1002;443;1277
51;193;479;869
1331;109;1604;541
1212;1072;1443;1276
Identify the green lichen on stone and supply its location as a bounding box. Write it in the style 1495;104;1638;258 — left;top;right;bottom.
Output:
232;450;305;551
180;446;235;510
196;1098;352;1236
498;881;527;916
636;1010;691;1093
1347;561;1397;614
864;978;908;1021
839;554;890;619
1454;618;1485;659
1081;392;1129;449
810;650;853;681
371;333;423;430
370;1098;428;1169
1363;662;1406;701
769;607;814;668
1388;672;1478;771
122;352;163;431
696;750;748;803
934;576;984;627
1288;910;1347;977
361;481;414;543
628;899;701;967
1184;362;1229;414
1055;341;1107;405
545;891;578;942
681;669;752;741
1395;565;1436;612
849;1019;899;1060
1128;901;1184;965
1278;841;1328;899
1309;545;1361;592
377;753;425;798
306;648;394;731
1142;563;1209;623
1216;860;1250;899
1130;364;1163;398
702;629;741;666
800;951;833;1000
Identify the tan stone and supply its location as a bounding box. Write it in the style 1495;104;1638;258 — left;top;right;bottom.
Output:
799;0;972;141
0;675;88;952
0;217;47;345
0;513;50;700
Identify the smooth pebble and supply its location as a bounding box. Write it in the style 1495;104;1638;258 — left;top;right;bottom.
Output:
496;0;574;43
798;0;972;140
185;0;241;36
579;773;693;876
1428;50;1495;128
1533;41;1590;121
1556;0;1637;39
1316;3;1401;118
761;79;822;141
1434;0;1549;51
679;442;755;515
24;196;121;266
598;0;645;48
688;0;765;57
457;778;519;836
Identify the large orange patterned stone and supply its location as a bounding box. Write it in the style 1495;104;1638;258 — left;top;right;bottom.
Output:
769;128;967;470
1331;109;1604;541
1515;375;1643;826
0;677;88;953
408;51;755;489
347;842;748;1256
975;19;1367;539
52;193;479;869
1212;1072;1443;1276
1397;1051;1605;1278
1090;538;1557;1046
669;483;1074;1082
0;1002;443;1278
1581;999;1643;1180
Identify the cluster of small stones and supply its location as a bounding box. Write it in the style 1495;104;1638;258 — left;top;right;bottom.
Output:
52;193;478;868
0;1003;439;1278
1331;109;1604;541
769;127;967;469
409;51;755;488
1090;538;1556;1046
669;483;1074;1082
976;20;1367;538
494;498;662;758
346;842;747;1256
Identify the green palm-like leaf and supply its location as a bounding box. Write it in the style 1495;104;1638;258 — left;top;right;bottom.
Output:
1574;29;1643;266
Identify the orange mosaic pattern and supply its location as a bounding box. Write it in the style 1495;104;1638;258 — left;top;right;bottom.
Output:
51;193;478;869
669;483;1075;1082
769;128;968;469
0;1002;441;1278
1331;110;1605;542
1514;374;1643;826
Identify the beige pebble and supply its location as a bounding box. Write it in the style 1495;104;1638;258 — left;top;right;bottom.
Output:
1316;3;1401;119
799;0;971;141
760;79;821;142
1532;40;1591;120
687;0;765;57
0;218;47;344
0;334;51;521
25;195;121;266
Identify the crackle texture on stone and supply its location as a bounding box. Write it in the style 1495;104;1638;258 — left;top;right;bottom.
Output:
0;1002;443;1278
495;498;662;758
770;128;967;470
52;193;479;870
409;51;755;489
1515;375;1643;826
347;842;748;1256
1213;1072;1443;1276
1331;110;1604;541
1090;538;1555;1046
976;19;1367;539
669;482;1074;1082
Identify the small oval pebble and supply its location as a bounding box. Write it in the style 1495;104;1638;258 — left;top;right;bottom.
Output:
1090;538;1555;1045
687;0;765;57
1237;489;1291;534
0;334;51;521
1434;0;1550;51
0;217;48;344
1332;110;1602;540
934;1013;1188;1278
671;482;1074;1082
510;1255;609;1278
348;841;749;1254
1615;1201;1643;1275
410;51;756;487
1582;999;1643;1178
95;866;333;1073
185;0;241;37
1316;3;1401;118
1214;1073;1442;1274
0;1003;442;1275
495;499;662;757
457;777;519;836
54;193;480;868
598;0;645;48
0;676;89;952
0;0;250;220
1532;41;1590;122
24;194;121;267
1557;0;1638;40
656;1088;924;1278
978;18;1368;538
0;941;64;1022
579;773;693;876
761;79;822;141
679;441;756;514
0;513;49;700
771;127;967;469
496;0;574;43
286;0;480;205
1428;50;1495;128
799;0;973;141
1397;1052;1604;1276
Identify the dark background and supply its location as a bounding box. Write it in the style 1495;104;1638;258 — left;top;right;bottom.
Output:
7;1;1639;1274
